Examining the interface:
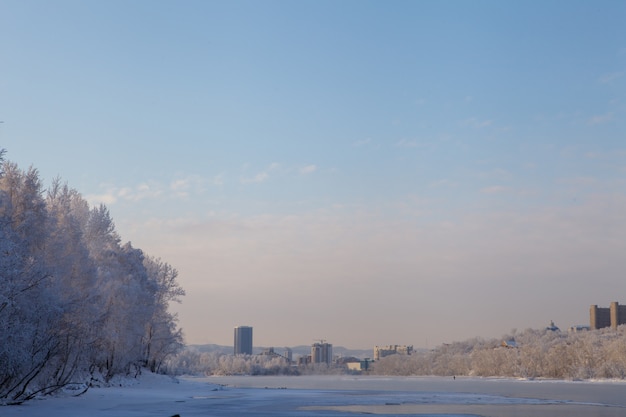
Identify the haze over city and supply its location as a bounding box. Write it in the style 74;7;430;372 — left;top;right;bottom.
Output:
2;1;625;349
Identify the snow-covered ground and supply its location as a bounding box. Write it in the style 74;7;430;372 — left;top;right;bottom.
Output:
3;373;626;417
2;372;224;417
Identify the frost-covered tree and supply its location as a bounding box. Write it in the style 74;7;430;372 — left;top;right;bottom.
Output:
83;207;154;378
0;163;64;402
142;256;185;372
370;326;626;380
0;157;185;403
162;349;296;376
43;179;100;385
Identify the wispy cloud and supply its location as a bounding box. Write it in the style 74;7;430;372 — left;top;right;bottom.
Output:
86;181;162;206
128;182;163;201
557;176;598;188
478;168;512;181
241;171;269;184
352;138;372;147
598;72;624;84
480;185;509;194
588;112;614;125
241;163;279;184
585;149;626;160
430;179;458;188
212;174;224;186
462;117;493;128
300;164;317;175
170;179;191;197
86;174;221;206
86;191;118;206
395;139;420;148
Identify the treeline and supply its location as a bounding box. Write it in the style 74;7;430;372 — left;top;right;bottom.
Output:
162;350;298;376
162;349;348;376
164;328;626;380
166;326;626;380
371;326;626;380
0;153;185;404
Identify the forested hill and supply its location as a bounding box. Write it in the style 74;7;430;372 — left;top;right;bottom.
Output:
0;154;185;404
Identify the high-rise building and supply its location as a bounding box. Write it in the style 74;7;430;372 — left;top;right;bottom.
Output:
590;302;626;330
234;326;253;355
311;341;332;365
283;347;293;363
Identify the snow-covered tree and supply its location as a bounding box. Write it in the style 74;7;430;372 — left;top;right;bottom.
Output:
142;256;185;373
369;326;626;380
0;157;185;403
0;163;63;402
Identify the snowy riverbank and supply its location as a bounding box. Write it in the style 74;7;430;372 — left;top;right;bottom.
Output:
1;372;218;417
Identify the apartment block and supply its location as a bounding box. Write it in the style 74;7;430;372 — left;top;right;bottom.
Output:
590;302;626;330
374;344;413;361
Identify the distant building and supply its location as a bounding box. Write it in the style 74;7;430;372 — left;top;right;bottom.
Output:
501;339;518;348
590;302;626;330
260;347;277;357
568;325;590;333
260;347;292;363
234;326;253;355
311;341;333;365
283;347;293;362
374;345;413;361
546;320;560;332
298;355;312;366
345;359;371;372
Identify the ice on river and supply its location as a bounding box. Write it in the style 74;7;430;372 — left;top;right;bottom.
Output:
3;373;626;417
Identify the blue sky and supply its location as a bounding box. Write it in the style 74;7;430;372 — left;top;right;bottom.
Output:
2;1;625;349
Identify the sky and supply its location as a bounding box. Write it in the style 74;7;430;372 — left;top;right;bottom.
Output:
1;1;625;350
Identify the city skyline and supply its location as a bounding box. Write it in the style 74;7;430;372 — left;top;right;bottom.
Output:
2;1;625;349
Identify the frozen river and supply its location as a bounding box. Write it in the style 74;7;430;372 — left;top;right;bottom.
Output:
204;375;626;417
4;374;626;416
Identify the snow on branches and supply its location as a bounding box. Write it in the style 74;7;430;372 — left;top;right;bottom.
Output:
0;159;184;404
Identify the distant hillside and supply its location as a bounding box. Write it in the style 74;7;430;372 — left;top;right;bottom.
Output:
188;344;234;355
188;344;373;359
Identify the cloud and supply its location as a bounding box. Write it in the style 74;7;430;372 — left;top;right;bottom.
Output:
598;72;624;84
352;138;372;147
395;139;419;148
588;112;614;125
85;174;222;206
585;149;626;161
170;179;189;191
85;191;117;206
212;174;225;186
478;168;512;181
170;179;191;197
240;163;279;184
300;164;317;175
557;176;598;188
480;185;509;194
462;117;493;128
86;182;164;205
241;171;269;184
430;179;458;188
